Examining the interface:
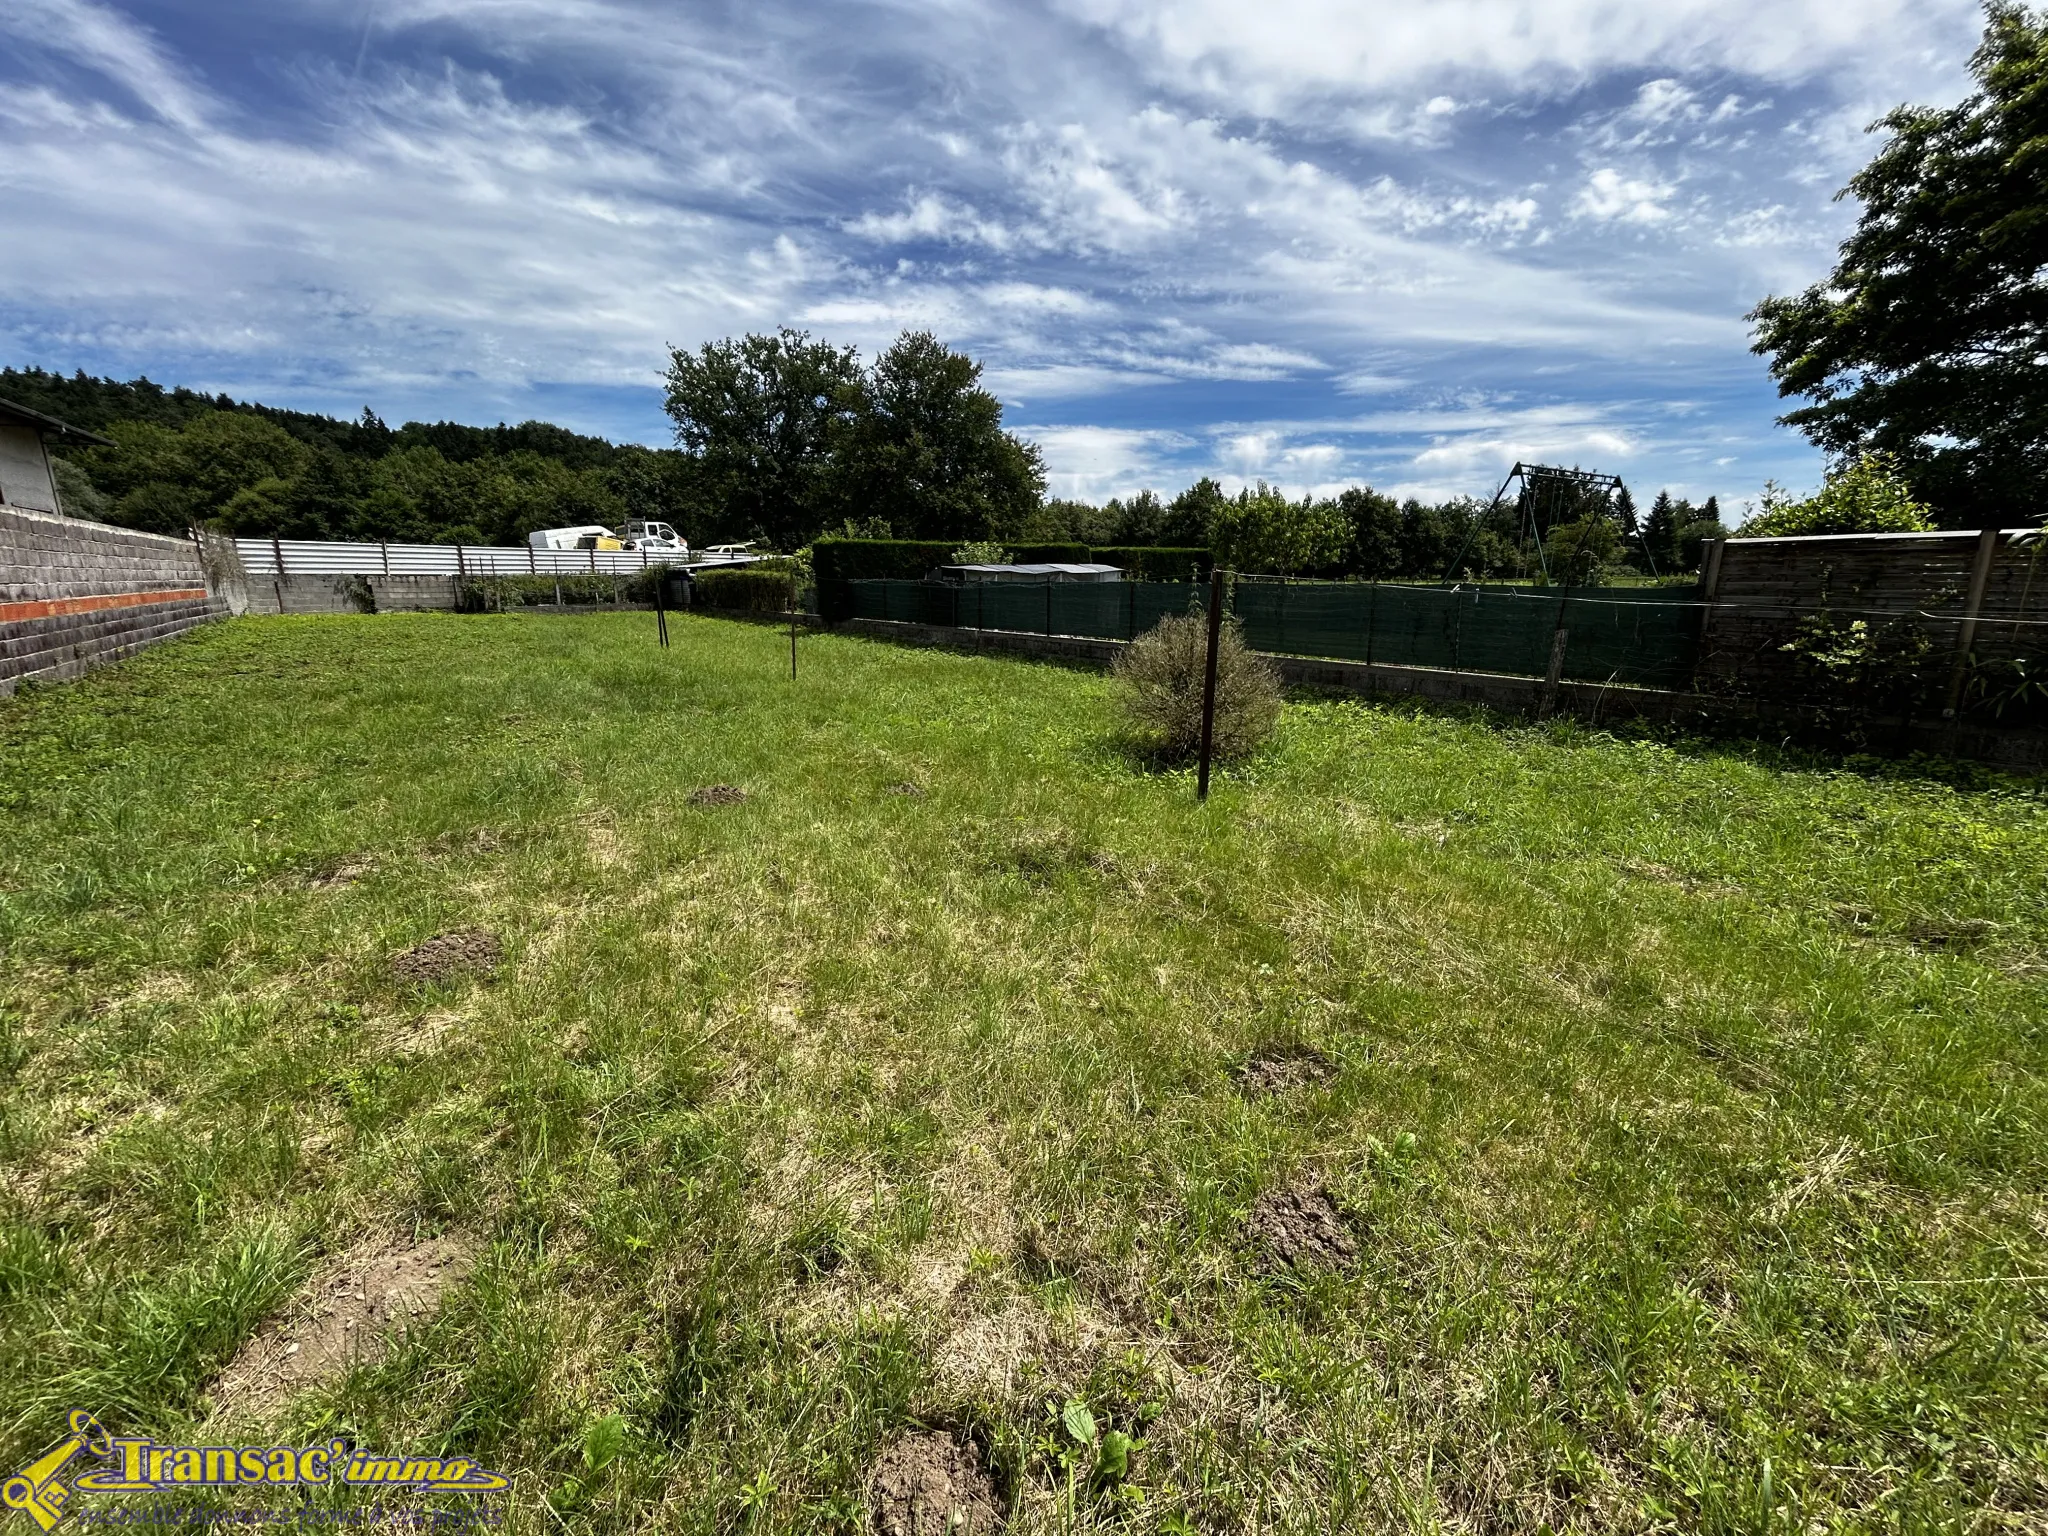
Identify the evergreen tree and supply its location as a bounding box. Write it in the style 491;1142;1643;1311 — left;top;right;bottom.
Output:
1642;491;1679;572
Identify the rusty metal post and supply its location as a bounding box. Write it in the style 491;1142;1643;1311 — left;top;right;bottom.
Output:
1197;567;1225;801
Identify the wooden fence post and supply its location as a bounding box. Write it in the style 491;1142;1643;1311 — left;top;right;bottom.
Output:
1694;538;1728;673
1943;527;2002;719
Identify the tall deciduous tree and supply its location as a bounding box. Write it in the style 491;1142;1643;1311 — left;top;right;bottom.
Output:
1339;486;1403;578
663;328;863;549
1749;4;2048;525
830;331;1044;541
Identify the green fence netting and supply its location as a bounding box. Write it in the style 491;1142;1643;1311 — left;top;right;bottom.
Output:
841;578;1702;690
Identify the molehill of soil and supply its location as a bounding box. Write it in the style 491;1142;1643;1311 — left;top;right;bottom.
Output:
390;928;503;985
212;1235;475;1419
1245;1183;1358;1274
689;784;749;806
1235;1042;1335;1095
869;1431;1003;1536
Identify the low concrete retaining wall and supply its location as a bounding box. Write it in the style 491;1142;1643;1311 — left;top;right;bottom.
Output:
2;506;226;694
840;616;2048;768
243;573;462;615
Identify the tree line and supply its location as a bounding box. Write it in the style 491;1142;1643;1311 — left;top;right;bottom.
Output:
9;345;1726;582
8;274;1947;582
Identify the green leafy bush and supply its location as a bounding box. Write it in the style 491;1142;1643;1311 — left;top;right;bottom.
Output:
1112;611;1280;762
1779;612;1937;715
1738;453;1935;538
693;568;793;612
950;540;1013;565
456;574;621;611
1543;518;1621;584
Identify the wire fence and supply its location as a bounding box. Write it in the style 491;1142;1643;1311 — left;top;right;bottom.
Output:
842;577;1705;689
235;538;755;578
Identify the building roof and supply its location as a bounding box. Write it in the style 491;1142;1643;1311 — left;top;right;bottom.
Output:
943;563;1124;577
0;397;115;447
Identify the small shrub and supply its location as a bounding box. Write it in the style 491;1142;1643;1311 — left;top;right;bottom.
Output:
1779;612;1937;715
1113;611;1281;762
950;540;1012;565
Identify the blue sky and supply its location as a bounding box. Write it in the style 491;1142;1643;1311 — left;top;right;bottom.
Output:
0;0;1990;512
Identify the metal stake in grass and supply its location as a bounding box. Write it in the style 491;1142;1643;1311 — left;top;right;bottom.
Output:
789;574;799;681
654;568;669;649
1197;566;1224;801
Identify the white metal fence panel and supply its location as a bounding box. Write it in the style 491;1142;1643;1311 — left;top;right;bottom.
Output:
236;539;755;578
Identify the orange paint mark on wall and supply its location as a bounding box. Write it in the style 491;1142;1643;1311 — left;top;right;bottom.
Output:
0;589;208;624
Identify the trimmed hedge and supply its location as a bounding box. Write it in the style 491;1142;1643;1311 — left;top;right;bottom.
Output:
812;537;1212;619
693;567;794;613
1012;543;1091;565
812;540;956;585
1090;546;1212;581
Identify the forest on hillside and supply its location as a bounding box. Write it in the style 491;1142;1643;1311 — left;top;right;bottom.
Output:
6;345;1725;580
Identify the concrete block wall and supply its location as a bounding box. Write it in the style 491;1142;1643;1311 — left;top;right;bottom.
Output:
240;574;462;614
1;504;224;694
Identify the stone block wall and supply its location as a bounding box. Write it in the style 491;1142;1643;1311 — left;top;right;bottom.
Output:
1;504;224;694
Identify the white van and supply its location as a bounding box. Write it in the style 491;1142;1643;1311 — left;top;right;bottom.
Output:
528;525;614;551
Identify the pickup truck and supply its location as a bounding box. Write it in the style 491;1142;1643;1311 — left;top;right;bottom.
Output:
619;520;688;552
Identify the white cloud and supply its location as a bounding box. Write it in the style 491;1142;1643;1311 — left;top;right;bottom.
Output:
0;0;1968;496
1048;0;1977;104
1023;424;1198;500
1572;166;1676;224
0;0;214;131
844;192;1022;250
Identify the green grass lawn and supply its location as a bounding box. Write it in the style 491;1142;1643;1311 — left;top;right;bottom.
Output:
2;611;2045;1534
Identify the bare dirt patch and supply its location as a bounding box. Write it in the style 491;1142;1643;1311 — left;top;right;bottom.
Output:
1234;1043;1335;1095
390;929;503;985
689;784;748;806
309;856;375;889
1245;1183;1358;1274
212;1234;476;1420
869;1430;1003;1536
